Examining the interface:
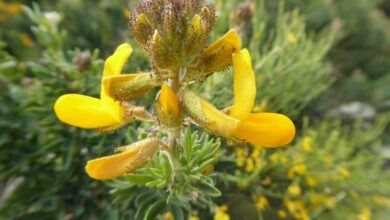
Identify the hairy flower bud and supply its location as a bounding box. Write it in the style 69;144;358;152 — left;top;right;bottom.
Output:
129;0;216;72
103;72;160;101
129;13;153;48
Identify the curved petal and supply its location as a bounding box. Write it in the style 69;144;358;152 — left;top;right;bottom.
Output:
229;49;256;120
86;146;140;180
54;94;120;129
102;43;133;77
233;113;296;148
202;29;241;73
85;138;160;180
102;73;159;101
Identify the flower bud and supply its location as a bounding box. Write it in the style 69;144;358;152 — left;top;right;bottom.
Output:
103;72;160;102
129;13;153;48
129;0;217;72
155;83;183;127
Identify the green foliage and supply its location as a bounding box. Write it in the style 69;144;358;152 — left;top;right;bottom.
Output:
107;129;221;219
0;0;389;219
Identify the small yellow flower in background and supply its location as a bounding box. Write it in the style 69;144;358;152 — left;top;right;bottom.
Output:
284;198;309;220
262;176;272;186
20;34;34;48
350;191;359;200
123;9;131;18
310;194;335;209
338;167;351;178
324;155;333;165
164;212;174;220
278;210;288;219
357;208;372;220
288;32;297;44
305;176;318;188
270;152;288;164
188;215;200;220
302;136;313;152
374;195;390;209
5;2;22;14
214;205;230;220
245;158;254;173
288;184;302;197
288;163;307;178
256;196;269;211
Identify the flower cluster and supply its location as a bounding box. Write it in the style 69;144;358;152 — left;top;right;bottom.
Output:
54;0;295;180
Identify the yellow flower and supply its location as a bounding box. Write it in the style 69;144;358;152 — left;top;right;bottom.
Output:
164;212;174;220
182;48;295;148
123;9;131;18
338;167;351;178
20;34;34;48
302;136;312;152
288;163;307;178
262;176;272;186
269;152;288;164
85;138;160;180
357;208;371;220
288;184;301;197
54;44;133;129
156;82;183;127
278;210;288;219
374;195;390;209
188;215;200;220
245;158;254;173
288;32;297;44
6;3;22;14
305;176;318;188
256;196;269;211
214;205;230;220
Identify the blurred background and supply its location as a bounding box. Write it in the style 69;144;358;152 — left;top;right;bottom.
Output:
0;0;389;219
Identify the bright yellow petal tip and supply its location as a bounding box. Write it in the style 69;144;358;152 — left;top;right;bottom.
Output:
86;138;160;180
54;94;120;129
203;29;241;73
160;82;180;119
103;43;133;77
229;49;256;120
233;113;296;148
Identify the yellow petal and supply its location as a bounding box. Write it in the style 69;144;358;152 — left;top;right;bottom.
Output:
86;146;139;180
180;89;239;137
54;94;120;129
233;113;296;148
229;49;256;120
102;43;133;77
202;29;241;73
159;82;180;119
85;138;160;180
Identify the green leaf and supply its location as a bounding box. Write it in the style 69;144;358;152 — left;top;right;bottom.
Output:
198;181;221;197
144;200;166;220
125;174;154;185
169;203;185;220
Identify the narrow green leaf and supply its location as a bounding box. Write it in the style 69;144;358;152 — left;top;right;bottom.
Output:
144;200;166;220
